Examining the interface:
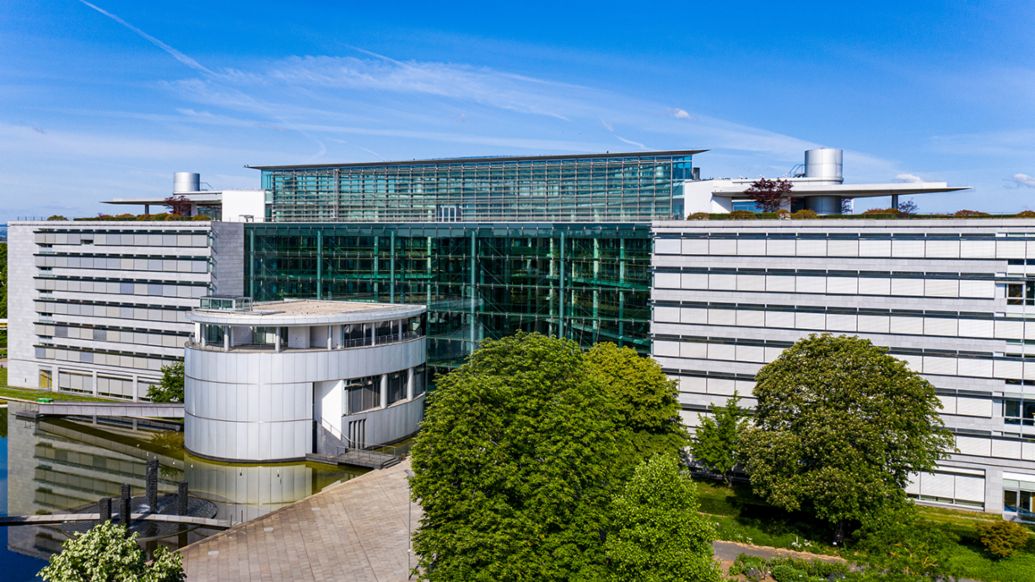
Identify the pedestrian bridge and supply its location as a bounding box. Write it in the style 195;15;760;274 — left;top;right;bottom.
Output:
14;401;184;420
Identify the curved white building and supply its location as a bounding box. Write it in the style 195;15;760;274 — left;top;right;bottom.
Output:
184;298;427;462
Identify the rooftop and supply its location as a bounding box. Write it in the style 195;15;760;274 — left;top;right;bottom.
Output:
247;149;705;170
191;298;425;326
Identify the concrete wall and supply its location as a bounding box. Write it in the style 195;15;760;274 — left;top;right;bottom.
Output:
652;219;1035;516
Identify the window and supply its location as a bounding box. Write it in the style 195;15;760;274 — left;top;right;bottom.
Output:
375;320;397;344
1006;281;1035;305
1003;479;1035;521
342;323;370;347
413;365;427;396
387;371;407;405
1004;399;1035;426
346;375;380;413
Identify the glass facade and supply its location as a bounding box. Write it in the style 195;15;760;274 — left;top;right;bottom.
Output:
244;222;651;369
257;151;696;223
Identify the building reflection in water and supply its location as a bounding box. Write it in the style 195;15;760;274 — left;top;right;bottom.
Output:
5;406;364;560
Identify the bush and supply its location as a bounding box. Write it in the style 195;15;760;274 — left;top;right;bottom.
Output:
862;207;901;216
39;521;183;582
976;519;1030;559
728;555;852;582
1015;210;1035;218
954;209;990;218
688;211;711;220
776;209;790;219
790;209;818;219
46;215;68;221
770;563;810;581
729;210;756;220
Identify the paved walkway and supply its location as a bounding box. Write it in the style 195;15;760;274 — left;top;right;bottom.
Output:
181;460;419;581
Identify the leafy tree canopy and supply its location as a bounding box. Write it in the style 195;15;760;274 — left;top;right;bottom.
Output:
689;391;749;484
585;343;687;466
742;334;954;542
147;362;184;403
409;332;687;581
39;521;184;582
604;455;721;582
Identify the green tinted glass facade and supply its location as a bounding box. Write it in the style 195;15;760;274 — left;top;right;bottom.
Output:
257;151;697;223
245;223;651;369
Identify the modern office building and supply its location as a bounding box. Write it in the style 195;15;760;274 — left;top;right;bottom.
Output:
244;151;696;367
6;221;244;399
652;218;1035;519
184;298;427;461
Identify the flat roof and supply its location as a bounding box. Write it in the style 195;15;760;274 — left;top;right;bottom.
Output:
191;299;425;326
247;149;706;171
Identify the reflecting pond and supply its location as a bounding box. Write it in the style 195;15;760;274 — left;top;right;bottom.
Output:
0;404;367;581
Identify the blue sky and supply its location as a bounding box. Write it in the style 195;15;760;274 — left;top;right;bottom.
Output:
1;1;1034;221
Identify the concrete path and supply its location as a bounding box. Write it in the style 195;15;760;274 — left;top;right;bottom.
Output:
181;459;418;582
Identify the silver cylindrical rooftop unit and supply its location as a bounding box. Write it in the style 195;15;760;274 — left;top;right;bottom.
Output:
805;195;842;215
804;148;843;182
174;172;201;193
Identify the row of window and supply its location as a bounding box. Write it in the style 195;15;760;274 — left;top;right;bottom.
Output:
653;304;1035;341
654;271;997;299
35;346;175;372
35;255;209;273
36;300;191;324
345;366;428;414
34;231;209;247
36;277;208;299
51;370;145;399
657;234;1035;260
37;324;187;349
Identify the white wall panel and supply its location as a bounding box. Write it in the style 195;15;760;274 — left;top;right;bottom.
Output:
859;239;891;257
709;274;737;290
959;280;995;298
796;239;827;256
795;312;826;330
655;273;681;289
708;378;736;395
826;277;858;294
708;343;736;361
926;240;960;258
995;320;1024;340
937;395;957;414
766;276;796;292
957;358;993;377
961;240;996;258
681;239;709;254
827;239;858;256
826;314;857;332
857;315;890;333
796;276;825;294
708;309;737;325
655;239;680;254
679;342;708;359
996;240;1026;259
710;239;738;255
736;275;766;291
654;340;680;357
924;317;958;336
766;311;795;328
892;239;925;257
858;278;891;295
890;316;924;335
923;356;957;376
681;273;709;289
654;306;680;323
681;308;708;324
956;397;992;417
766;240;796;255
736;310;765;327
736;345;765;363
891;278;925;297
738;239;766;255
925;279;959;298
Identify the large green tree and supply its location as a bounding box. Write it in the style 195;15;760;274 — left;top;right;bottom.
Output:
741;334;955;543
585;343;687;466
604;455;721;582
409;333;688;581
39;521;184;582
689;391;749;484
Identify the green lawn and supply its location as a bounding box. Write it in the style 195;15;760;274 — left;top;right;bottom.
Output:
695;478;1035;581
0;367;116;403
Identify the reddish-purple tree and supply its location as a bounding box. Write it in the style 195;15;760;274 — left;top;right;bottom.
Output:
745;178;793;213
164;195;193;216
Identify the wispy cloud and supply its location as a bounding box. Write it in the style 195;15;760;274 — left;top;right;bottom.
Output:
1011;173;1035;188
77;0;214;76
896;172;924;183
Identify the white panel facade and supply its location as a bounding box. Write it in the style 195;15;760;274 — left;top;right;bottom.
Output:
652;219;1035;518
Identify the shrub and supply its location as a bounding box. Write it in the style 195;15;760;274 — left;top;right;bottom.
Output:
39;521;184;582
729;210;756;220
687;212;711;220
1015;210;1035;218
862;207;901;216
770;563;810;581
976;519;1030;559
776;209;790;219
46;215;68;221
728;555;852;582
790;209;818;219
954;209;990;218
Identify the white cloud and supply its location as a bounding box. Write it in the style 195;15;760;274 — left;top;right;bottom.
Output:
1011;173;1035;188
896;172;924;183
671;108;692;120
